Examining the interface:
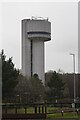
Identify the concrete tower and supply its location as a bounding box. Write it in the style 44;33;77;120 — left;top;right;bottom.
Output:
22;18;51;85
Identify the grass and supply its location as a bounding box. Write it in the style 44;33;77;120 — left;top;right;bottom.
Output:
17;107;34;113
3;107;34;114
47;106;59;113
47;112;80;118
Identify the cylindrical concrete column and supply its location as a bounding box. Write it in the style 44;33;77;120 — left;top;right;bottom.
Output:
32;40;45;84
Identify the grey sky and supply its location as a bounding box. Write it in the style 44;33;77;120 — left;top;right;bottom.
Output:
1;2;78;73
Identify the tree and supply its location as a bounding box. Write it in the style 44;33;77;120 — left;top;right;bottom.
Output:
1;50;19;101
46;71;65;102
15;75;31;103
29;74;45;103
15;74;45;103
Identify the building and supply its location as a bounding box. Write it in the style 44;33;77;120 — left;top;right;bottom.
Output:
22;18;51;85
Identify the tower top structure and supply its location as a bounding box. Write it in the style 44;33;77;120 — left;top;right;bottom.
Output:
22;16;49;21
31;16;49;21
22;18;51;41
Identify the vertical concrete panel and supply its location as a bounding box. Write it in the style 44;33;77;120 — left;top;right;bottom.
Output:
32;40;45;85
22;20;26;75
22;20;31;77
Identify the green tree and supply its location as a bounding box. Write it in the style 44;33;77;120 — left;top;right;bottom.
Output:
15;75;31;103
15;74;45;103
29;74;45;103
46;71;65;102
1;50;19;101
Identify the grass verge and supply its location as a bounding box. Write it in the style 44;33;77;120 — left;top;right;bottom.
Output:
47;112;80;118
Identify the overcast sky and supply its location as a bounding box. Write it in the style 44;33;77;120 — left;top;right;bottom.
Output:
1;1;78;73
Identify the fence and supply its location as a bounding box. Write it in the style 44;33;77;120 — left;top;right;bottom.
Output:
2;103;47;119
2;102;80;119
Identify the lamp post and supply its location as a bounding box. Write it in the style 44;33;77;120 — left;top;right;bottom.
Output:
70;53;76;111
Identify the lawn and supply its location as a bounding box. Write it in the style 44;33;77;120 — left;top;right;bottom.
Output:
47;112;80;118
2;107;34;114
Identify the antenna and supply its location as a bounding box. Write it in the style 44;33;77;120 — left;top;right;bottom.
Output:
31;16;49;21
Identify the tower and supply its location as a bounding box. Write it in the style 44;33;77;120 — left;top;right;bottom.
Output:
22;18;51;85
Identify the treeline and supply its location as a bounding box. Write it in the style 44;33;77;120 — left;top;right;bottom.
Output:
45;71;80;102
1;50;80;103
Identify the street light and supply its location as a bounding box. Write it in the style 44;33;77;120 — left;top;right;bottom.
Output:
70;53;76;111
